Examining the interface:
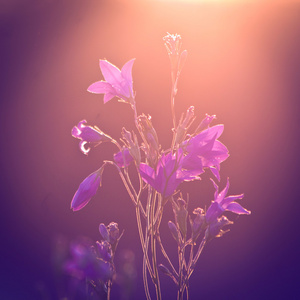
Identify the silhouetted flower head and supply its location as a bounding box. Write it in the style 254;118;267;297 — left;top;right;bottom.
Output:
88;59;135;104
72;120;111;155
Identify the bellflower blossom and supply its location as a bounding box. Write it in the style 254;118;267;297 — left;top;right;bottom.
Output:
71;168;102;211
113;148;133;168
205;178;250;224
183;124;229;180
72;120;111;155
70;33;251;299
139;151;202;198
87;59;135;104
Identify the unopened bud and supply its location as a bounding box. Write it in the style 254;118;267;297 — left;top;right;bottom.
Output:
99;223;109;241
158;264;172;277
96;240;112;262
191;208;205;240
138;114;159;166
173;198;188;239
194;114;216;134
168;221;180;244
122;128;141;165
175;106;195;145
107;222;120;245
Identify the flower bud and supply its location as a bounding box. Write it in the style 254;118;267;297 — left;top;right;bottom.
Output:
175;106;195;145
138;114;159;166
208;216;233;238
168;221;180;244
107;222;120;245
96;240;112;262
194;114;216;135
158;264;172;277
191;208;205;240
71;167;104;211
122;128;141;165
99;223;109;241
173;198;188;240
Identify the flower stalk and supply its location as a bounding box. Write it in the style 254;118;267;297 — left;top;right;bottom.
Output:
69;33;250;300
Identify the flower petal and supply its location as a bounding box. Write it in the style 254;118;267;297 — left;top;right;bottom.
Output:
139;163;156;187
121;58;135;95
225;202;251;215
100;60;122;86
114;148;133;168
87;81;115;94
103;92;116;103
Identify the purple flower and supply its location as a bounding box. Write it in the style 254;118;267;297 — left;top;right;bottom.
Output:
205;178;250;224
87;59;135;104
184;124;229;180
139;151;201;198
65;240;113;282
71;169;102;211
96;240;112;262
72;120;111;155
113;148;133;168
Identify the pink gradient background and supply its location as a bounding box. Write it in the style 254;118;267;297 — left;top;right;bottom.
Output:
1;0;300;299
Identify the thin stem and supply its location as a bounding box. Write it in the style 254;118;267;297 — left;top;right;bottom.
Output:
107;280;111;300
150;191;161;300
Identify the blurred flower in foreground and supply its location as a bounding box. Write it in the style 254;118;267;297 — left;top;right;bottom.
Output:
71;168;103;211
64;239;113;282
205;178;250;225
88;59;135;104
72;120;111;155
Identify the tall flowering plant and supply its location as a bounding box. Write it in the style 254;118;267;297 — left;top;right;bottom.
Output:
70;33;250;300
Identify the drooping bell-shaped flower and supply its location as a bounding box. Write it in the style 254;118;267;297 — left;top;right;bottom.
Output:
72;120;111;155
205;178;250;224
88;59;135;104
71;168;103;211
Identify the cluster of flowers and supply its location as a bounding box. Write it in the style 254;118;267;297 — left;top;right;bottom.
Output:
64;222;121;297
70;33;250;299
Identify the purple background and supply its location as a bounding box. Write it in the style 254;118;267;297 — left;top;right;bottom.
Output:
1;0;300;299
